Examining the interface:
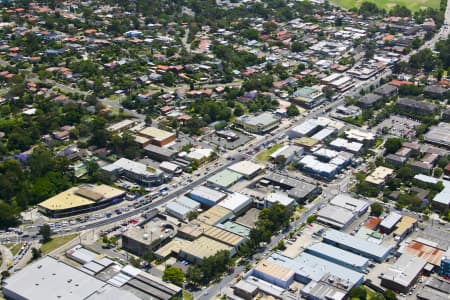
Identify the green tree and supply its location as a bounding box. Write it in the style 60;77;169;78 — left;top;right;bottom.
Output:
434;167;443;178
384;289;398;300
385;138;402;154
39;224;53;243
370;202;384;217
349;286;367;300
287;104;299;117
163;266;185;286
186;265;203;285
31;247;42;261
274;155;287;166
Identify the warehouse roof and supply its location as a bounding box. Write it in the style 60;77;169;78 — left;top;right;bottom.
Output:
254;259;295;283
307;242;369;269
329;194;368;214
399;239;445;266
381;254;427;288
138;127;175;141
265;192;296;207
207;169;242;188
166;201;191;217
197;205;233;225
317;205;355;229
217;221;251;237
154;238;192;259
228;160;263;177
190;186;227;204
393;216;417;237
380;212;402;230
203;225;245;247
181;236;232;260
218;192;251;212
39;185;125;211
322;229;392;260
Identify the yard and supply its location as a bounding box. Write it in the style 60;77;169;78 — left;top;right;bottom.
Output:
331;0;440;12
40;234;79;255
255;143;283;162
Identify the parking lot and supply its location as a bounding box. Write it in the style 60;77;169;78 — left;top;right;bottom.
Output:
373;115;421;138
204;131;254;150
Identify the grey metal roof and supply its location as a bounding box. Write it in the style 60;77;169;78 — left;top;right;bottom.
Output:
306;242;369;268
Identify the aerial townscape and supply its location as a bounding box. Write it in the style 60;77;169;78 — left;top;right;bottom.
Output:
0;0;450;299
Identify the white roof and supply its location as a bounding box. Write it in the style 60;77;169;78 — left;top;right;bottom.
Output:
415;174;450;206
187;148;213;161
102;158;162;176
380;212;402;230
219;192;252;212
329;194;368;214
228;160;263;176
266;192;296;207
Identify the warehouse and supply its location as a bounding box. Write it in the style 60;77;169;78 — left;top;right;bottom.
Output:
138;127;176;146
206;169;243;189
217;221;251;237
329;194;369;216
218;192;252;215
261;173;320;202
264;192;296;208
398;238;445;267
101;158;164;187
310;127;337;142
196;205;234;225
392;216;417;241
305;242;369;272
269;145;304;164
202;223;245;249
381;254;427;293
252;259;295;289
179;236;234;264
329;138;363;154
189;186;227;207
227;160;263;179
424;123;450;148
159;161;182;175
38;184;125;218
322;229;392;262
287;119;326;138
299;155;340;179
165;196;200;221
316;205;356;229
380;212;403;233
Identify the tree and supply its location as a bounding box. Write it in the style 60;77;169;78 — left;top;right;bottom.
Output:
163;266;185;286
349;286;367;300
370;202;384;217
31;247;41;261
39;224;53;243
307;215;317;224
384;289;398;300
186;265;203;285
262;21;277;33
274;155;287;166
385;138;402;154
397;165;415;181
434;167;443;178
287;104;299;117
322;86;334;100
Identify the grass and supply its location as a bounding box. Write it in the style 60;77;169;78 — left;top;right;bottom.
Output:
40;234;79;255
255;143;283;162
8;243;24;256
183;290;194;300
331;0;440;12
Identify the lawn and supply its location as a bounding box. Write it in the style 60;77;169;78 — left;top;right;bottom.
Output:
8;243;24;256
255;143;283;162
182;291;194;300
331;0;440;12
40;234;79;255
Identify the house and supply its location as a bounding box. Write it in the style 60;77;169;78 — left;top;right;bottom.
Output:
357;93;383;109
423;86;448;99
395;98;438;116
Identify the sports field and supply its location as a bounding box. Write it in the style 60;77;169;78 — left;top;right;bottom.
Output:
331;0;440;12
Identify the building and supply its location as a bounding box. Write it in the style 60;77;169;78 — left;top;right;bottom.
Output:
144;144;177;162
424;123;450;148
206;169;242;189
260;173;320;202
298;155;340;180
417;277;450;300
196;205;234;225
189;185;227;207
411;161;433;175
381;254;427;293
288;119;327;138
329;194;369;216
414;174;450;209
311;127;337;143
165;196;200;221
365;166;394;186
441;248;450;277
252;259;295;289
321;73;354;92
138;127;176;147
399;238;445;268
344;128;375;143
374;84;398;98
424;85;448;99
396;98;438;116
291;86;326;108
385;154;407;167
227;160;263;179
322;229;392;262
329;138;363;154
179;236;234;264
122;217;177;256
442;108;450;122
357;93;383;109
234;112;280;134
159;161;182;175
392;216;417;241
233;280;259;300
38;184;125;218
316;205;356;229
101;158;164;187
218;192;252;215
264;192;296;208
380;212;403;233
107;119;139;133
186;148;214;163
305;242;369;272
2;254;182;300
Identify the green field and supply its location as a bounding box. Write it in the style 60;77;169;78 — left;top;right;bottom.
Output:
255;143;283;162
40;234;79;255
331;0;440;12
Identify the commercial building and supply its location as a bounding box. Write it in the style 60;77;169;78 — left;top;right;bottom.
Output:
423;85;448;99
165;196;200;221
441;248;450;277
196;205;234;225
357;93;383;109
264;192;296;208
38;184;125;218
424;123;450;148
399;238;445;268
186;147;214;163
217;221;251;237
365;166;394;186
329;138;363;154
396;98;438;116
234;112;280;134
321;73;354;92
414;174;450;209
179;236;234;264
291;86;326;108
227;160;263;179
311;127;337;143
316;205;356;229
101;158;164;187
233;280;259;300
305;242;369;272
107;119;139;133
260;173;320;202
417;277;450;300
159;161;182;175
206;169;242;189
138;127;176;147
380;212;403;233
381;254;427;293
329;194;369;216
218;192;252;215
252;259;295;289
374;84;398;98
269;144;304;164
189;185;227;207
2;253;182;300
322;229;392;262
392;216;417;241
144;144;177;162
344;128;375;143
122;218;177;256
288;119;327;139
